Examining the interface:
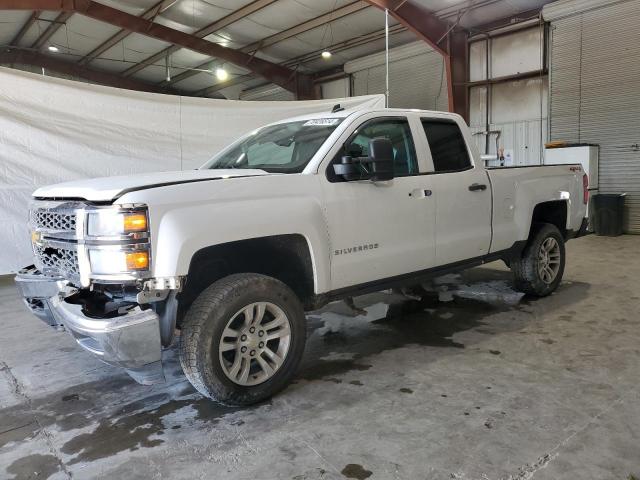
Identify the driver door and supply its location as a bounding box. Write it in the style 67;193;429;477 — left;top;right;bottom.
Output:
320;113;436;291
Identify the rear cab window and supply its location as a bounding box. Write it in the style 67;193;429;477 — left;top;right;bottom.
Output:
421;119;472;173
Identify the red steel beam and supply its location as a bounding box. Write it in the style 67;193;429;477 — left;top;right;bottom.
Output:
363;0;469;121
0;48;179;94
0;0;315;98
447;30;468;122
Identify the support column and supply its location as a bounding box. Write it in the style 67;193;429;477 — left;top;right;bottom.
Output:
448;30;469;123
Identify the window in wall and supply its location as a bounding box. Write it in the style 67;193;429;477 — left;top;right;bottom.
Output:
421;119;471;172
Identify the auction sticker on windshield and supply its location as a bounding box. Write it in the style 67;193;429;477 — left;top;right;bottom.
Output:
303;118;340;126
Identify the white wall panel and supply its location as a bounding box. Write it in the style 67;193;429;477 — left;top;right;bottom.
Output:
469;85;487;128
321;78;350;99
469;40;488;82
491;28;543;78
491;78;547;124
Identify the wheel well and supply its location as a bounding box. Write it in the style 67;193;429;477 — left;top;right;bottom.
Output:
531;201;568;238
178;234;315;326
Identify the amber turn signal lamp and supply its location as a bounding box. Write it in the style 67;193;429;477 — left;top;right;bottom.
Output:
123;213;147;232
125;251;149;270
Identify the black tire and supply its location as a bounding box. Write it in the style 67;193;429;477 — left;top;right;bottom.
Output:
179;273;306;406
512;223;566;297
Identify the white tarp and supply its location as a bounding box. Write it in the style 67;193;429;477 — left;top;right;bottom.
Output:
0;67;384;274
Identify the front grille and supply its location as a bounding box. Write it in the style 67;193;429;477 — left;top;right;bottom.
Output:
30;202;82;281
34;244;80;277
31;209;77;232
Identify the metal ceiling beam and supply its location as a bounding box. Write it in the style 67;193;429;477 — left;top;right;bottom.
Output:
121;0;278;77
165;1;367;87
31;11;73;50
0;0;314;98
0;48;178;94
10;10;39;45
195;24;406;98
243;1;368;53
78;0;178;66
283;24;405;68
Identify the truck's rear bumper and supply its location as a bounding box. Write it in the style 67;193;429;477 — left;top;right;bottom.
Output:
566;217;590;240
571;217;590;239
15;266;164;385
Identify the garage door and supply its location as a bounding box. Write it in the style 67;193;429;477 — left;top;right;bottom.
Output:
546;0;640;232
346;41;449;112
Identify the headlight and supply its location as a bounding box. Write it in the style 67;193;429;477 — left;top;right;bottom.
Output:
85;205;151;278
89;248;150;274
87;208;148;237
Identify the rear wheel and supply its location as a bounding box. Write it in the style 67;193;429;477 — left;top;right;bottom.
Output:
179;273;306;406
512;223;565;297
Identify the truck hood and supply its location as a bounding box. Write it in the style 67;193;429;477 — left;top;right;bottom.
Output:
33;169;270;202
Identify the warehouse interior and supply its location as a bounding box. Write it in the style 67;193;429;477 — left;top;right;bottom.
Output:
0;0;639;478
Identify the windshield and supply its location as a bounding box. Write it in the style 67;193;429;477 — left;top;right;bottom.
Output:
202;119;343;173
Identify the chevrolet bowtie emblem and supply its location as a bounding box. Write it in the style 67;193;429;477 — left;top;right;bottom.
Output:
31;230;43;245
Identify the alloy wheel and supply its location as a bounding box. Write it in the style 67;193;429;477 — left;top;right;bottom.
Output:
538;237;561;284
218;302;291;386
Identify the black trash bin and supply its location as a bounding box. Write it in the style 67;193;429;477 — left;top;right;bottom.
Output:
591;193;625;236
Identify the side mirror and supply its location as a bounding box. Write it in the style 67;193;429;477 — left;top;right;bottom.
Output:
368;137;394;181
332;137;395;181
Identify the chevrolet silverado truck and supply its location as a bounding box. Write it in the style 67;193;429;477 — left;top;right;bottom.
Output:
15;108;589;405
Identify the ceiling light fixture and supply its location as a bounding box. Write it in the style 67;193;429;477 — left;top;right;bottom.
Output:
321;50;332;60
215;68;229;81
48;45;59;52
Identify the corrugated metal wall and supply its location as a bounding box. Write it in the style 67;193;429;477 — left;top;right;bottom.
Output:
348;42;448;111
239;84;295;101
548;0;640;232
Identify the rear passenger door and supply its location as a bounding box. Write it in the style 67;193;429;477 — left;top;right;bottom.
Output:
420;118;492;265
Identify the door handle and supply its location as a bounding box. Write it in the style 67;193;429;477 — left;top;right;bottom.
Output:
468;183;487;192
409;188;432;198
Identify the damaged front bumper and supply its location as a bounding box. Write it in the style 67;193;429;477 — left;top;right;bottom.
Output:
15;266;164;385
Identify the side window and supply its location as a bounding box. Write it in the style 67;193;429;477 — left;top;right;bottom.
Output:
343;118;418;177
421;119;472;172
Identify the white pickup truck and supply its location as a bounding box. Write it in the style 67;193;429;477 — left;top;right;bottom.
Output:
16;107;589;405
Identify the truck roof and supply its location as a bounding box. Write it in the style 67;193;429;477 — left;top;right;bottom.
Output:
271;107;462;126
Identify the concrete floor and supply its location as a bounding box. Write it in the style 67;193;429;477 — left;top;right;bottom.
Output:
1;235;639;480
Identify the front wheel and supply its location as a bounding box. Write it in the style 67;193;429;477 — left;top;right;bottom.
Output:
179;273;306;406
511;223;566;297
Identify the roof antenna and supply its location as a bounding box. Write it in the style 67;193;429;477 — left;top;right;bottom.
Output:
332;104;345;113
385;8;389;108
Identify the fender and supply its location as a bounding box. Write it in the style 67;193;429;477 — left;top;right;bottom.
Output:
117;174;331;294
